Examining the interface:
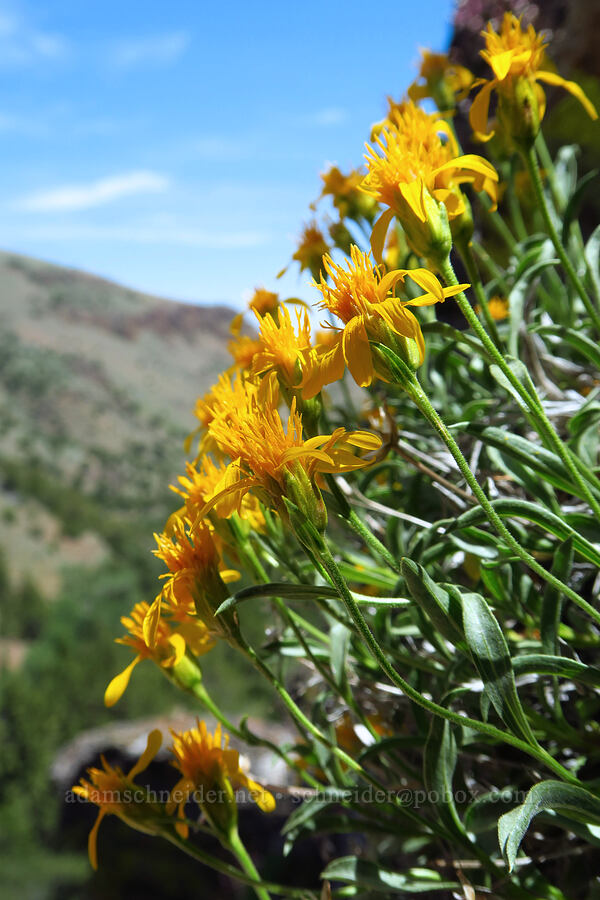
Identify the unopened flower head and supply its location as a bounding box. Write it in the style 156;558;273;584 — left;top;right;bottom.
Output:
72;730;165;869
470;13;597;146
301;245;469;397
168;719;275;837
408;49;473;111
362;101;498;264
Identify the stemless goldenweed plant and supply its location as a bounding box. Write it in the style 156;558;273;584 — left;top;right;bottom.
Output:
80;13;600;900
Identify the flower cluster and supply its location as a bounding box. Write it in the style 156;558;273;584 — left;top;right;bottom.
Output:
74;14;600;900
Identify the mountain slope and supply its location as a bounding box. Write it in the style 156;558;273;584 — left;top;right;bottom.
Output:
0;250;233;595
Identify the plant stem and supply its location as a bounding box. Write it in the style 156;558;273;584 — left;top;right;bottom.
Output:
455;236;503;350
228;826;272;900
164;831;316;898
525;144;600;335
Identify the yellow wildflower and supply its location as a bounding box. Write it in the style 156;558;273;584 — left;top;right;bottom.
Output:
408;49;473;111
227;333;263;372
316;165;378;222
229;287;280;336
150;518;241;645
202;383;380;529
250;304;312;389
190;372;278;457
362;101;498;263
485;296;509;321
103;599;215;707
172;457;266;532
168;719;275;838
301;246;469;398
470;13;597;145
291;221;330;281
73;729;165;869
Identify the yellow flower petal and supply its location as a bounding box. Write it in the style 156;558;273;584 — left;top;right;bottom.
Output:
398;179;427;222
88;808;107;871
469;80;496;139
535;70;598;120
128;729;163;779
342;317;373;387
143;595;162;649
370;207;395;264
104;656;141;707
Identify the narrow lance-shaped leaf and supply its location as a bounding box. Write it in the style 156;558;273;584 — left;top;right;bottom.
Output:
423;718;466;837
462;592;537;745
498;781;600;871
541;536;574;655
321;857;460;893
401;558;464;647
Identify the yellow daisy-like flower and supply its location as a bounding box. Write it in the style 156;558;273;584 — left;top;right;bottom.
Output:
250;304;312;389
301;245;469;399
249;287;279;317
362;101;498;263
470;13;597;144
408;49;474;111
202;383;380;526
189;372;279;457
172;457;266;532
316;165;378;223
227;333;263;372
291;221;330;281
103;599;215;707
168;720;275;838
229;287;280;336
150;518;240;645
73;729;165;869
486;295;509;321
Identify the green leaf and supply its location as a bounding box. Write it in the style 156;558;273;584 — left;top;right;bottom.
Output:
541;537;574;655
215;581;339;615
498;781;600;871
512;654;600;687
320;858;459;893
448;497;600;568
554;145;579;204
462;592;537;744
400;558;464;647
507;260;558;356
534;323;600;372
489;357;538;411
585;224;600;301
330;622;350;690
423;718;465;836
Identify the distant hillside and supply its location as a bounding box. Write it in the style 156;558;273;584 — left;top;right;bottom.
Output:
0;250;233;596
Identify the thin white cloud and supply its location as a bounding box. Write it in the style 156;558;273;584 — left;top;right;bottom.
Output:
110;32;190;68
0;10;67;65
296;107;348;127
1;222;267;249
15;171;170;212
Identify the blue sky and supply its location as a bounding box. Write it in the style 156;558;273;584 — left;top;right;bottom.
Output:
0;0;455;308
